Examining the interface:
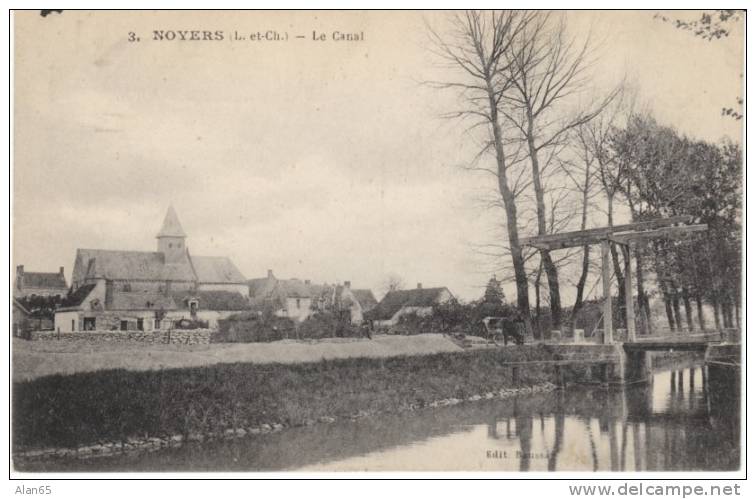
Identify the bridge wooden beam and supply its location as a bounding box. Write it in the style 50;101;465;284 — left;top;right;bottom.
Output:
520;215;694;250
609;224;708;245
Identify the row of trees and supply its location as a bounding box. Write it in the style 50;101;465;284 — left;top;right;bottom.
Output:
430;11;742;334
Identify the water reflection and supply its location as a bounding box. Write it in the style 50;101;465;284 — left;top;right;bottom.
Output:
19;363;740;472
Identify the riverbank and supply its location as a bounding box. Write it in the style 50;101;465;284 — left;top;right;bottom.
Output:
13;344;618;465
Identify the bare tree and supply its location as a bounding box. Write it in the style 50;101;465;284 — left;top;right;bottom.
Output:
380;273;406;296
560;125;602;328
427;10;537;334
497;12;619;329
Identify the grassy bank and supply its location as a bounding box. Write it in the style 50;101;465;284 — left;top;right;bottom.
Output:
12;334;463;381
13;344;617;452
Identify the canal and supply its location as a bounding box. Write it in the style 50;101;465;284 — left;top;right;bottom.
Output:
19;360;740;472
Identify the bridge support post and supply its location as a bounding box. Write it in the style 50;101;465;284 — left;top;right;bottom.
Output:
601;240;614;344
622;348;653;384
623;245;636;342
554;365;565;389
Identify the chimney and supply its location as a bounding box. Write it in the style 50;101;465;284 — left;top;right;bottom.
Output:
267;269;274;278
59;266;65;276
344;281;351;289
417;283;423;289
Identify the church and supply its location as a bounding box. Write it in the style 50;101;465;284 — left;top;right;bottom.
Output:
54;207;249;332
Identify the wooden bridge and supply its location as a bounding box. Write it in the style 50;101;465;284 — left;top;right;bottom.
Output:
520;216;741;384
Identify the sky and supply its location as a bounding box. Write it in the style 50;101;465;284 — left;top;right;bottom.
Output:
12;10;744;301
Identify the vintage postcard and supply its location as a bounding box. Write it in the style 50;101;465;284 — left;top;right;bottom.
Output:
10;9;743;475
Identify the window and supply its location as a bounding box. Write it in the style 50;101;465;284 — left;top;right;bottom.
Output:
154;319;160;330
296;298;301;309
120;320;128;331
137;318;144;331
71;319;76;331
83;317;96;330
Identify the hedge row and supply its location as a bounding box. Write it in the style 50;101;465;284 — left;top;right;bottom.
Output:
212;311;369;343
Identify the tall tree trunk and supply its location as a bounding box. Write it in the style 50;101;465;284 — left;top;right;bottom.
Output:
570;245;590;327
653;246;676;331
671;286;683;333
526;116;561;330
535;261;542;340
712;298;722;331
682;288;694;331
570;163;592;328
695;295;706;330
663;294;676;331
635;246;652;335
541;251;561;330
487;86;532;336
722;300;733;328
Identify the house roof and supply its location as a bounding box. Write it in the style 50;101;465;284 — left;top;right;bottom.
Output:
13;298;31;316
248;274;277;298
73;249;244;285
76;249;196;282
156;205;187;238
368;287;451;320
172;290;249;311
191;255;246;284
249;275;311;300
108;292;177;311
351;289;378;310
277;279;313;298
60;283;97;308
18;271;67;290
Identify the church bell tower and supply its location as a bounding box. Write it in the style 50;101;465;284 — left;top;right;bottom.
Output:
156;205;188;263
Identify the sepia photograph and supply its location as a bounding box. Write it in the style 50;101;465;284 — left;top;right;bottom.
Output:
9;8;744;477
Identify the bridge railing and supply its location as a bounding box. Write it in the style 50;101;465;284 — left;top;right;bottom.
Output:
629;327;739;343
537;326;739;345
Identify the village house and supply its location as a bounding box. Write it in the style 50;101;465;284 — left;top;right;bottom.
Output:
54;206;249;332
330;281;378;324
367;283;454;327
248;271;377;324
12;298;31;337
248;270;315;322
14;265;68;299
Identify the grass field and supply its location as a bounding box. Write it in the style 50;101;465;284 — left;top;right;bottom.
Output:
12;334;464;381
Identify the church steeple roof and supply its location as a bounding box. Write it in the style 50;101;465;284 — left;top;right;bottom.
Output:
156;205;187;238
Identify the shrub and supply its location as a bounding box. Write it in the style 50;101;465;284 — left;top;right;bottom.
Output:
213;310;295;343
296;311;364;340
173;318;209;330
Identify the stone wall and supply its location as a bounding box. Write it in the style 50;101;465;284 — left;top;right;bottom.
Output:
30;329;214;345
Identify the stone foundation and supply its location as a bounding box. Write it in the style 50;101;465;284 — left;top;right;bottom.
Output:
30;329;214;345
